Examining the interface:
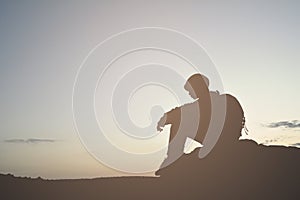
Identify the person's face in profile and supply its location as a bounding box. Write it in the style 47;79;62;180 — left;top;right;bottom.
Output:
184;82;198;100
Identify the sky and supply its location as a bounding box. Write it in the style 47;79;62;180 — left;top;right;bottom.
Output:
0;0;299;179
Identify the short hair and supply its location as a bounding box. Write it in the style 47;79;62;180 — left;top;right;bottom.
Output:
185;73;209;89
188;74;209;86
184;74;210;98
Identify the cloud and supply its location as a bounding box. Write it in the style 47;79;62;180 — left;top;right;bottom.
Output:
264;120;300;129
292;143;300;147
4;138;57;144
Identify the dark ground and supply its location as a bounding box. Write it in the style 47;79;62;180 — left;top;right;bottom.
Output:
1;139;299;200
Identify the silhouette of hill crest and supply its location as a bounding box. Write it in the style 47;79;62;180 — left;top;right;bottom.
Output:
1;139;299;200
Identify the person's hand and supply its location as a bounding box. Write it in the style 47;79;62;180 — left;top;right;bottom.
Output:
156;114;166;132
157;125;163;132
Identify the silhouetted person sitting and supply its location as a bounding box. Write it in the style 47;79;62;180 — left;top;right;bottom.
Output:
156;73;245;167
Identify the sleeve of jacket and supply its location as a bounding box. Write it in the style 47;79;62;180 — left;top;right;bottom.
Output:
158;106;181;127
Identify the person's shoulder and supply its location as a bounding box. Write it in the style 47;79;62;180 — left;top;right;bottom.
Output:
172;101;198;111
183;101;198;107
169;105;181;112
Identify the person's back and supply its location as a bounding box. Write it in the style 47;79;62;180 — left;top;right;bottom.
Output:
199;92;245;158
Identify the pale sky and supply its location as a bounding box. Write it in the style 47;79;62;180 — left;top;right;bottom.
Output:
0;0;299;179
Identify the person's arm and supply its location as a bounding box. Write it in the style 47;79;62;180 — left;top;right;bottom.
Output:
156;107;180;131
157;114;167;132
